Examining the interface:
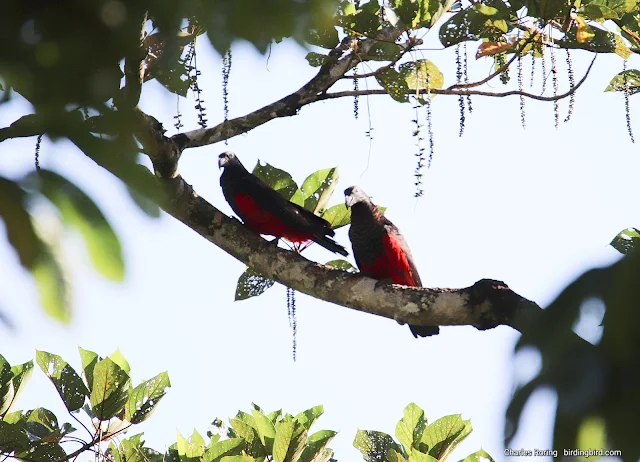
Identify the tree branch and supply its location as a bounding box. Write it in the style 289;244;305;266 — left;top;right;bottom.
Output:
170;26;405;151
125;111;545;335
318;54;596;102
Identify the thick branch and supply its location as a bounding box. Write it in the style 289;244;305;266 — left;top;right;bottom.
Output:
127;112;544;334
158;173;543;333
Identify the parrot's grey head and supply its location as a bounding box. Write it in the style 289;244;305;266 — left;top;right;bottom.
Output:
218;151;242;169
344;185;371;208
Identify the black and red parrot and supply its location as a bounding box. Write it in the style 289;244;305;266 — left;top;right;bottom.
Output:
218;152;348;256
344;185;439;337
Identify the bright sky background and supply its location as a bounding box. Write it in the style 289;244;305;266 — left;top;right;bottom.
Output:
0;21;635;462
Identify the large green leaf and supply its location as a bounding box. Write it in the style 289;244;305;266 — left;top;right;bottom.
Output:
305;26;339;49
610;227;640;254
177;430;206;462
605;70;640;94
354;430;401;462
298;430;337;462
321;204;351;229
399;60;444;92
0;355;14;417
295;405;324;430
393;0;458;28
325;259;357;273
420;415;471;460
32;244;71;324
235;267;275;301
0;419;30;453
396;403;427;455
23;408;60;443
124;371;171;424
252;162;299;201
78;347;100;392
203;438;245;462
90;358;131;421
439;5;510;47
8;361;34;415
0;176;42;270
273;421;294;462
290;167;339;213
108;433;163;462
251;409;276;452
559;26;631;58
29;169;124;281
16;442;66;462
35;351;89;412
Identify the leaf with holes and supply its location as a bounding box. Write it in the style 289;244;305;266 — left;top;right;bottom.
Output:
399;60;444;92
252;162;299;201
235;267;275;301
295;405;324;431
354;430;402;462
305;52;331;67
325;259;357;273
396;403;427;455
298;430;337;462
610;227;640;254
420;414;471;460
90;357;131;421
124;371;170;424
305;26;339;49
376;67;410;102
321;204;351;229
605;70;640;93
290;168;339;214
36;351;88;412
203;438;245;462
16;442;66;462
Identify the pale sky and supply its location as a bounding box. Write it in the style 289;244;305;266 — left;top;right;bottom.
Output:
0;27;633;462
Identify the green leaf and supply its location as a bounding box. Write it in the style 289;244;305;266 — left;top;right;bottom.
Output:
325;259;357;273
0;176;43;270
321;204;351;229
31;169;124;281
252;162;299;201
36;351;89;412
376;68;410;102
23;408;60;442
251;409;276;452
291;168;339;214
177;431;205;462
421;415;471;461
126;186;161;218
396;403;427;455
605;70;640;93
305;26;339;49
124;371;170;424
17;442;66;462
439;6;509;47
220;456;258;462
388;448;409;462
108;349;131;374
560;26;631;58
108;433;162;462
9;361;34;414
204;438;245;462
90;357;131;420
364;41;403;61
459;449;495;461
354;430;401;462
610;227;640;254
273;421;294;462
78;347;99;392
306;52;331;67
399;60;444;92
295;405;324;430
408;448;438;462
299;430;337;462
582;3;619;19
32;245;71;324
235;267;275;301
0;355;15;417
0;419;30;453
